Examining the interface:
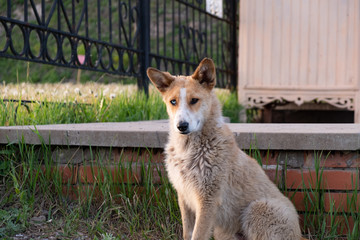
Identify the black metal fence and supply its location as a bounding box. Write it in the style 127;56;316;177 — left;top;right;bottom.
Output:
0;0;238;93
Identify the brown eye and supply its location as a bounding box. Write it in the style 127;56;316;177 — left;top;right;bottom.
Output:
170;99;177;106
190;98;199;105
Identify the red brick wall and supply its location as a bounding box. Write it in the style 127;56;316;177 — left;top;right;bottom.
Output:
51;147;360;235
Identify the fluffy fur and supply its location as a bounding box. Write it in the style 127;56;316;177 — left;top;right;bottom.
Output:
147;58;304;240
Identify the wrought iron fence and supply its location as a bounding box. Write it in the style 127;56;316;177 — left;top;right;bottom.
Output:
0;0;238;93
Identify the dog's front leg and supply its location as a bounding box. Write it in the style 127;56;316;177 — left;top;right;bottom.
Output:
178;193;195;240
191;201;217;240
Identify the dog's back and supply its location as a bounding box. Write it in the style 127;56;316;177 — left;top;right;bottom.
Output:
147;58;303;240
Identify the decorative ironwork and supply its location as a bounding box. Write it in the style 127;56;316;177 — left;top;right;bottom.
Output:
0;0;238;92
149;0;238;89
317;97;354;111
246;95;355;111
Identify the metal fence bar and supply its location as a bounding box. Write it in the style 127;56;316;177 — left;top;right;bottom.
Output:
138;0;150;95
84;0;89;38
229;0;238;91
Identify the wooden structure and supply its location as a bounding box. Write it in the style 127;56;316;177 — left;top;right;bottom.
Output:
238;0;360;122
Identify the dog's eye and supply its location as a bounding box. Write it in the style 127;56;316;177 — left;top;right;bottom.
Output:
190;98;199;105
170;99;177;106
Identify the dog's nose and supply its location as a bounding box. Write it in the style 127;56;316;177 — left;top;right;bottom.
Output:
177;121;189;133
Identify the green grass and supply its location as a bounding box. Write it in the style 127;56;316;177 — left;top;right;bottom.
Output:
217;91;243;123
0;59;130;84
0;140;181;239
1;87;242;126
0;91;165;126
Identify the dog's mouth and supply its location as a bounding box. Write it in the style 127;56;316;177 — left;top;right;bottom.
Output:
179;130;190;135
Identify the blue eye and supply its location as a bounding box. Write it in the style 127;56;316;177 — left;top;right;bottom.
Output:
190;98;199;105
170;99;177;106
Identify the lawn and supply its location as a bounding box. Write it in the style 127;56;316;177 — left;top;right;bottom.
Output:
0;82;242;126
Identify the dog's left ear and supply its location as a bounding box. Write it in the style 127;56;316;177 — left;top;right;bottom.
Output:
192;58;216;90
147;67;175;93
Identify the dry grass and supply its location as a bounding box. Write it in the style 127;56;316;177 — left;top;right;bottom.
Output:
1;82;138;103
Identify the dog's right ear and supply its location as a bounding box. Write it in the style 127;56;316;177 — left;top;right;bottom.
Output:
147;68;175;93
192;58;216;90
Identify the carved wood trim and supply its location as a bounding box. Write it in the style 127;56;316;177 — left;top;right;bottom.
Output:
245;95;354;111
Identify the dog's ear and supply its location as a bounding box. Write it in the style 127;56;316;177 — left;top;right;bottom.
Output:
192;58;216;90
147;68;175;93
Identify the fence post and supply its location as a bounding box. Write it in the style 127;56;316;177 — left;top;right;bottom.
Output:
230;0;238;91
138;0;150;95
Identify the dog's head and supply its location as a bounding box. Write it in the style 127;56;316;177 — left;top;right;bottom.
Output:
147;58;216;135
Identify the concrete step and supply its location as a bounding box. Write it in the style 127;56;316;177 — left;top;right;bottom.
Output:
0;121;359;150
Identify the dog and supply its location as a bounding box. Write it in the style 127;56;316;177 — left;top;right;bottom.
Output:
147;58;304;240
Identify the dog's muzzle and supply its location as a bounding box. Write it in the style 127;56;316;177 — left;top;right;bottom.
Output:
177;121;189;134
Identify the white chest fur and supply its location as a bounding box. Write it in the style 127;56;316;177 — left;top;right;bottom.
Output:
166;157;199;212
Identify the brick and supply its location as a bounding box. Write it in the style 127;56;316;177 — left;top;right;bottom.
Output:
78;164;141;184
263;165;282;186
322;151;357;168
52;147;118;164
260;150;279;166
277;151;305;168
148;163;167;184
286;191;318;212
52;147;84;164
117;148;141;162
304;151;360;168
321;170;359;190
112;147;122;161
285;169;312;189
115;148;164;163
327;215;355;236
41;165;77;184
286;192;306;211
83;147;115;162
62;185;80;201
285;169;359;190
324;192;360;213
141;148;165;163
57;165;78;184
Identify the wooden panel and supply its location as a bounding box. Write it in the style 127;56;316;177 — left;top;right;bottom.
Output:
289;0;300;88
327;0;337;87
253;0;264;86
336;0;348;87
238;0;359;90
307;0;318;87
317;0;328;87
270;0;282;87
262;0;273;87
280;0;291;86
298;0;310;88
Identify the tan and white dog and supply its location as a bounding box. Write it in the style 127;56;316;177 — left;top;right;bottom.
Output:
147;58;304;240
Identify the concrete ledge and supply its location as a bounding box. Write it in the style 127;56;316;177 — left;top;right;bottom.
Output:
0;121;359;150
